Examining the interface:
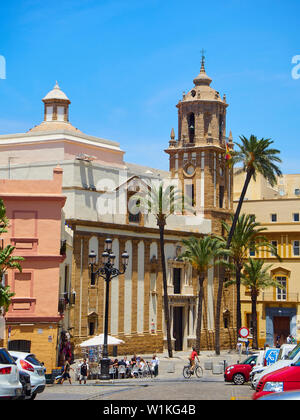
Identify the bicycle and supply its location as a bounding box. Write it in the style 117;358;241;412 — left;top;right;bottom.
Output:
183;362;203;379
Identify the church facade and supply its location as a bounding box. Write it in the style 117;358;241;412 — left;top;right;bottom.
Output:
0;59;236;366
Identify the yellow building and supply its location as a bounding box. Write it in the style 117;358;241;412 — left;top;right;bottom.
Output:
234;171;300;348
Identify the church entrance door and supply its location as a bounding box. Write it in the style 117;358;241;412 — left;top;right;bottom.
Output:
173;306;183;351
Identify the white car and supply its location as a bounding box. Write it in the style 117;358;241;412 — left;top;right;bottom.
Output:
250;344;296;387
9;351;46;400
252;342;300;390
0;347;23;400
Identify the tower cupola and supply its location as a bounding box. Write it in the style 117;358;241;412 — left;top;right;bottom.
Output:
42;81;71;123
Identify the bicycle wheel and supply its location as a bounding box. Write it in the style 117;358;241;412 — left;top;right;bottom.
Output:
183;366;192;379
195;365;203;378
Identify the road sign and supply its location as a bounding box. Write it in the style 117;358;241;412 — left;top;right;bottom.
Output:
239;327;249;338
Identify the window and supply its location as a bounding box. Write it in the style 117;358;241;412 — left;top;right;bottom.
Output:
57;106;65;122
276;276;287;301
89;321;95;336
173;268;181;294
249;241;256;257
293;241;300;256
187;113;195;143
271;214;277;222
293;213;300;222
271;241;278;257
46;106;53;121
295;189;300;196
219;186;224;208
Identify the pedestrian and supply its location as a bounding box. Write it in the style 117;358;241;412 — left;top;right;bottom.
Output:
245;339;250;356
79;358;89;384
61;358;74;385
276;335;281;348
151;354;159;377
236;341;242;355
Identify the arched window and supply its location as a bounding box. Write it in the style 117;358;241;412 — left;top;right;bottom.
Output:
187;113;195;143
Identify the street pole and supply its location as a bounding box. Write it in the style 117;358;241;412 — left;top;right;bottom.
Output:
88;241;129;380
100;271;111;380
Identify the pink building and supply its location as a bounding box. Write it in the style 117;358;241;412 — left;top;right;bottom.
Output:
1;166;66;371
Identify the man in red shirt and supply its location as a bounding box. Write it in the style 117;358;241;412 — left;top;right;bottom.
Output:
189;347;200;373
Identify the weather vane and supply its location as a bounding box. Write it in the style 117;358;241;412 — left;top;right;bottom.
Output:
200;48;206;67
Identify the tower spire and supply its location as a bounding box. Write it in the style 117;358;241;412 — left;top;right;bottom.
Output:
200;48;206;73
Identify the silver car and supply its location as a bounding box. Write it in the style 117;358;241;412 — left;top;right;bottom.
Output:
9;351;46;400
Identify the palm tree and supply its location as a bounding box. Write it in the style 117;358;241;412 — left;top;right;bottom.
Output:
241;259;282;349
215;135;282;355
218;214;280;338
181;236;228;353
138;182;186;358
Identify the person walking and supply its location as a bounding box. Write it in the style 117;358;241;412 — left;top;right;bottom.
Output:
245;339;250;356
151;354;159;377
61;358;74;385
79;358;89;384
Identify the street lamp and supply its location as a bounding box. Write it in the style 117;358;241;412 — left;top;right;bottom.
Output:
88;238;129;380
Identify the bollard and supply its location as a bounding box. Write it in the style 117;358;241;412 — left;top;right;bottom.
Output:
167;362;175;373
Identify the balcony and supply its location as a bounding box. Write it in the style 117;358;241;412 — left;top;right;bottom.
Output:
259;292;300;303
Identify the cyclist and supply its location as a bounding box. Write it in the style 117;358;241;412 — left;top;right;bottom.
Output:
189;347;200;374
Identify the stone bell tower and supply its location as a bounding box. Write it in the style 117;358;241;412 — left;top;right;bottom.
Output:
165;56;233;234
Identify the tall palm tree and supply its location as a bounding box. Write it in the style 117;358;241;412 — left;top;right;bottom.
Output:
215;135;282;355
218;214;280;338
181;236;228;353
138;182;186;358
241;259;282;349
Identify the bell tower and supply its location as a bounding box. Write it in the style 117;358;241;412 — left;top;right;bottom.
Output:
165;56;233;234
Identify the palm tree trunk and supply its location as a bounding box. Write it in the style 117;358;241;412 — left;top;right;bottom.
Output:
251;290;258;349
158;222;173;358
195;275;205;354
215;168;254;355
236;264;242;338
226;168;254;248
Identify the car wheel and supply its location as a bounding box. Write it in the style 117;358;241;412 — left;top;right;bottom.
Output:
233;373;245;385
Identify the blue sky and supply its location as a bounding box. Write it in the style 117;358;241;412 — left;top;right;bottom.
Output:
0;0;299;172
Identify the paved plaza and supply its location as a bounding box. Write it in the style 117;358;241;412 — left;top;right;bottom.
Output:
36;350;254;401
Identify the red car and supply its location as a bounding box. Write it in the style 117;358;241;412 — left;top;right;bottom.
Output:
224;354;258;385
253;359;300;400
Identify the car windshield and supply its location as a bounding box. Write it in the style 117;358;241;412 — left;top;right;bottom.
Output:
242;355;257;364
287;342;300;360
25;354;42;366
0;348;16;365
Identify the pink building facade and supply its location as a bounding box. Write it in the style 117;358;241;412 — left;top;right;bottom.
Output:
1;167;66;371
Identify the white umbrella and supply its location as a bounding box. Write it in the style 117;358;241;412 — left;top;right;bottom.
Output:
79;334;125;348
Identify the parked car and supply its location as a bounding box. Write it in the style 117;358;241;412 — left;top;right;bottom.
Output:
224;353;258;385
9;351;46;400
252;341;300;390
255;390;300;400
252;358;300;400
250;344;296;388
0;347;22;400
18;371;32;400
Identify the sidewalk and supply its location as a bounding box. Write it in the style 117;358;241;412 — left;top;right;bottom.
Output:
63;349;250;386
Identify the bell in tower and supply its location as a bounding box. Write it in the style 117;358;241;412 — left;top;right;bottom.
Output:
165;56;233;235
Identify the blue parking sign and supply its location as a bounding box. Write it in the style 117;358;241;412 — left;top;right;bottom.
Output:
265;348;280;366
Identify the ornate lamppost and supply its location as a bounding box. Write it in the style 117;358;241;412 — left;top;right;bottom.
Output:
88;238;129;380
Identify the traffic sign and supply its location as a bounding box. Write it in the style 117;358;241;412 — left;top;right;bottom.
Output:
239;327;249;338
